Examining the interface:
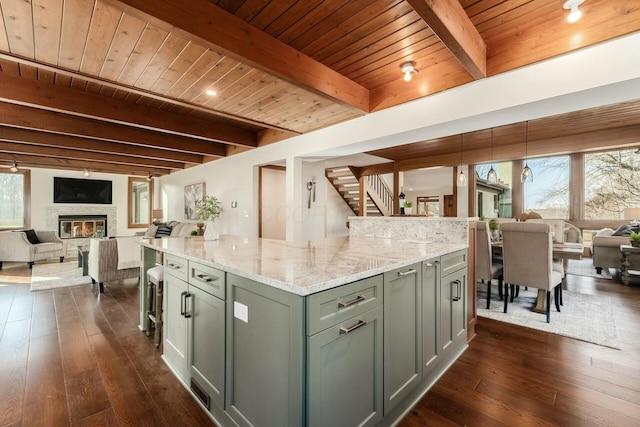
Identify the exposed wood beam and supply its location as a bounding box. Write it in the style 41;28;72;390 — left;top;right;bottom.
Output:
110;0;370;113
0;126;202;165
0;102;227;157
406;0;486;79
0;141;181;171
0;72;257;148
0;153;167;176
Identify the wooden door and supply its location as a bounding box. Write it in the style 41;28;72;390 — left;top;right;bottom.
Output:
444;194;455;217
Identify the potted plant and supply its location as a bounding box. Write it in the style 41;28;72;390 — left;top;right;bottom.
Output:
488;218;500;241
630;230;640;247
195;196;222;240
404;201;413;215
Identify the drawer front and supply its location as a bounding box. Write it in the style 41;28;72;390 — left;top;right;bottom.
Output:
441;249;467;276
163;253;189;282
188;260;225;300
306;275;382;336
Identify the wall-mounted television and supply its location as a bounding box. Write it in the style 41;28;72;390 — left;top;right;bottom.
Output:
53;177;113;204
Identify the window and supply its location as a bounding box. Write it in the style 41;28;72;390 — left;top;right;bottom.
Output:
0;170;30;230
475;162;512;218
584;149;640;219
417;196;440;216
523;156;570;219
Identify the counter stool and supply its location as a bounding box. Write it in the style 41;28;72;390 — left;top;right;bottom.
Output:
145;265;165;348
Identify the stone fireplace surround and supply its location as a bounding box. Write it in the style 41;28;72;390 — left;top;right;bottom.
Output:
46;206;117;257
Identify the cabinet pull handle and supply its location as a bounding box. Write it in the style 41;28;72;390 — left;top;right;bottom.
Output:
195;273;218;283
340;319;367;334
452;280;461;301
338;295;366;308
184;293;192;318
398;269;417;277
167;262;182;270
180;291;187;315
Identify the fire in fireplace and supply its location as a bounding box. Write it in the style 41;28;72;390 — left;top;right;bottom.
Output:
58;215;108;239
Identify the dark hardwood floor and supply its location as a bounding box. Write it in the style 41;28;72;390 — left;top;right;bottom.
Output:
1;259;638;426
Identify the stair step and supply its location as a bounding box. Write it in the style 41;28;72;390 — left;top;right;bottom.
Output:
327;170;353;179
332;177;358;185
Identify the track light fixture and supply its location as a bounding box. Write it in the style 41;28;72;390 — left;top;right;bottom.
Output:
563;0;585;23
401;61;417;82
10;161;18;172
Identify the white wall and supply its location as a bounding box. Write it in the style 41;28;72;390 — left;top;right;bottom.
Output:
29;168;136;236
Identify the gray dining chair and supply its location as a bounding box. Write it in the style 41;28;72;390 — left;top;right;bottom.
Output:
500;222;563;323
476;221;504;309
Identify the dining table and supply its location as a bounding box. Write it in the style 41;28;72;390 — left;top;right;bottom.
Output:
491;241;584;313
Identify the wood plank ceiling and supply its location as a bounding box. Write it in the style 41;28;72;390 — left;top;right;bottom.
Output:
0;0;638;175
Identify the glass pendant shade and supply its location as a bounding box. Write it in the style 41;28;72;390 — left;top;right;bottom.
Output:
521;162;533;183
487;167;498;184
457;170;467;187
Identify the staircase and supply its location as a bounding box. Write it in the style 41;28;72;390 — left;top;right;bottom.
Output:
326;167;392;216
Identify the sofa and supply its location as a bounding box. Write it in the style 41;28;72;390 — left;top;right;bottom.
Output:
0;229;65;269
592;226;640;274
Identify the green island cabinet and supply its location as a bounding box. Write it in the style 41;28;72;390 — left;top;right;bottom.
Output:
162;253;227;421
157;248;467;427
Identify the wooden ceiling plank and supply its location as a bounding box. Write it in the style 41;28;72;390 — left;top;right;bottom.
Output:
212;70;278;112
133;32;189;90
0;72;257;147
69;76;87;91
0;141;181;170
230;79;291;117
59;0;94;70
0;0;34;57
116;24;169;86
233;0;270;23
150;42;208;94
187;56;247;104
54;73;72;88
37;68;55;84
79;0;122;76
110;0;369;112
0;101;227;156
262;0;321;39
19;63;38;80
32;0;63;65
165;49;224;99
288;0;379;51
100;11;147;81
310;1;410;64
406;0;487;79
0;3;9;51
0;125;202;164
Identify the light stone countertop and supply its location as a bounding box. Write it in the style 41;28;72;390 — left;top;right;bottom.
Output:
141;234;467;296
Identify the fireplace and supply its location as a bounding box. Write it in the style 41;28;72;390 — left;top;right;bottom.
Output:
58;215;108;239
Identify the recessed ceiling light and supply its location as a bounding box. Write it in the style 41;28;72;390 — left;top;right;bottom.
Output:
206;89;217;96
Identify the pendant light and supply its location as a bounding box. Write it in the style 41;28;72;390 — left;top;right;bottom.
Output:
457;133;467;187
521;121;533;183
486;128;498;184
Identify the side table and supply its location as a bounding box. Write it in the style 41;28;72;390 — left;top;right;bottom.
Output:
620;244;640;285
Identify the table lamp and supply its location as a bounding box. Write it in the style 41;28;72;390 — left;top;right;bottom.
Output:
152;209;164;225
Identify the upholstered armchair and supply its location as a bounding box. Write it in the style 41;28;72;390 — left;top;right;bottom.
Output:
0;230;65;269
500;222;564;323
476;221;504;309
88;238;141;293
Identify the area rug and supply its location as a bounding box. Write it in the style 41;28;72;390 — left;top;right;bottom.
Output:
477;285;620;349
30;262;92;291
565;258;613;280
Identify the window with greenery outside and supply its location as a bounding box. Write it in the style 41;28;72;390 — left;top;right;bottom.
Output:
0;172;25;229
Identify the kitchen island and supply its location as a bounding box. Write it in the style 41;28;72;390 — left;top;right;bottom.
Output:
140;234;469;427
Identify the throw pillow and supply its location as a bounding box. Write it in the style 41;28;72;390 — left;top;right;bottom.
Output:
145;224;158;237
155;224;173;238
14;229;40;244
612;224;631;236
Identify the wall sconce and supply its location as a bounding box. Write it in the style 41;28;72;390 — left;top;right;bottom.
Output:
401;61;417;82
83;169;90;177
10;161;19;172
147;173;153;181
563;0;585;23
